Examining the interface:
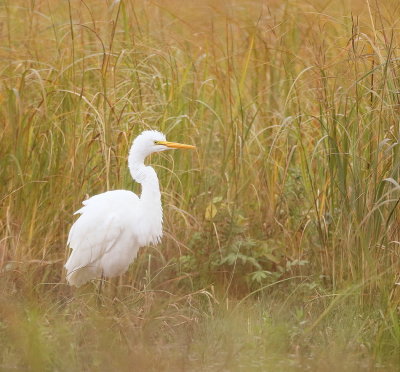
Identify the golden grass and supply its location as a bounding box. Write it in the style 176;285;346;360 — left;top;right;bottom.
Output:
0;0;399;370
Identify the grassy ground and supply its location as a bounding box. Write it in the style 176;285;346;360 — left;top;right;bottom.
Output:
0;0;399;370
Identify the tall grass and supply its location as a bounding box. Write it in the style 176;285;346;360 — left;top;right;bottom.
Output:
0;0;399;370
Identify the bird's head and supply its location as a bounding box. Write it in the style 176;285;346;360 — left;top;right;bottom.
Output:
130;130;195;160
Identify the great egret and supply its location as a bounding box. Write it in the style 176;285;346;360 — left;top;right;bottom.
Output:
65;130;195;287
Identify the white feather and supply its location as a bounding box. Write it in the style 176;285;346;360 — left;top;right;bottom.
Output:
64;130;189;287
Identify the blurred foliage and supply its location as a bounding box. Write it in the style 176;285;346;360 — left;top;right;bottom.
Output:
0;0;399;370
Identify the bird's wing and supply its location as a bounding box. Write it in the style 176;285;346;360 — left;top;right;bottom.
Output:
65;213;121;277
65;190;139;274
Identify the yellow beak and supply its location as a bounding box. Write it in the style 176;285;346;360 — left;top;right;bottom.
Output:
156;140;195;149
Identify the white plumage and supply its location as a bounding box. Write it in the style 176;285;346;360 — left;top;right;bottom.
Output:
65;130;195;287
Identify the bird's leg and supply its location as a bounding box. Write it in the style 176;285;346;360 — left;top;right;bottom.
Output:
97;272;105;305
112;276;120;300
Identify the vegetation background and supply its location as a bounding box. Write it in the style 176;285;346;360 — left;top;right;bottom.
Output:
0;0;399;370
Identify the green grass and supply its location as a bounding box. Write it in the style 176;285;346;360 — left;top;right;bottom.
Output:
1;281;398;371
0;0;399;370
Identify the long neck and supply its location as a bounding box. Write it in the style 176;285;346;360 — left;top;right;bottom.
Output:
128;145;163;245
128;150;161;202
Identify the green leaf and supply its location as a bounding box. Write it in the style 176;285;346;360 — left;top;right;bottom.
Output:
212;196;223;203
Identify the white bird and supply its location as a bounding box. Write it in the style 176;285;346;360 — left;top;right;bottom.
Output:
65;130;195;287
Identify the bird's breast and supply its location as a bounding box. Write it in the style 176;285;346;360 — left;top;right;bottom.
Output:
134;203;163;247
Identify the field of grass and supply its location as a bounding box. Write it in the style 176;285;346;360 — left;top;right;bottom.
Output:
1;0;399;370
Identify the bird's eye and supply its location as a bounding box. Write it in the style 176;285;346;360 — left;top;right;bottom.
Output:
154;141;160;145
